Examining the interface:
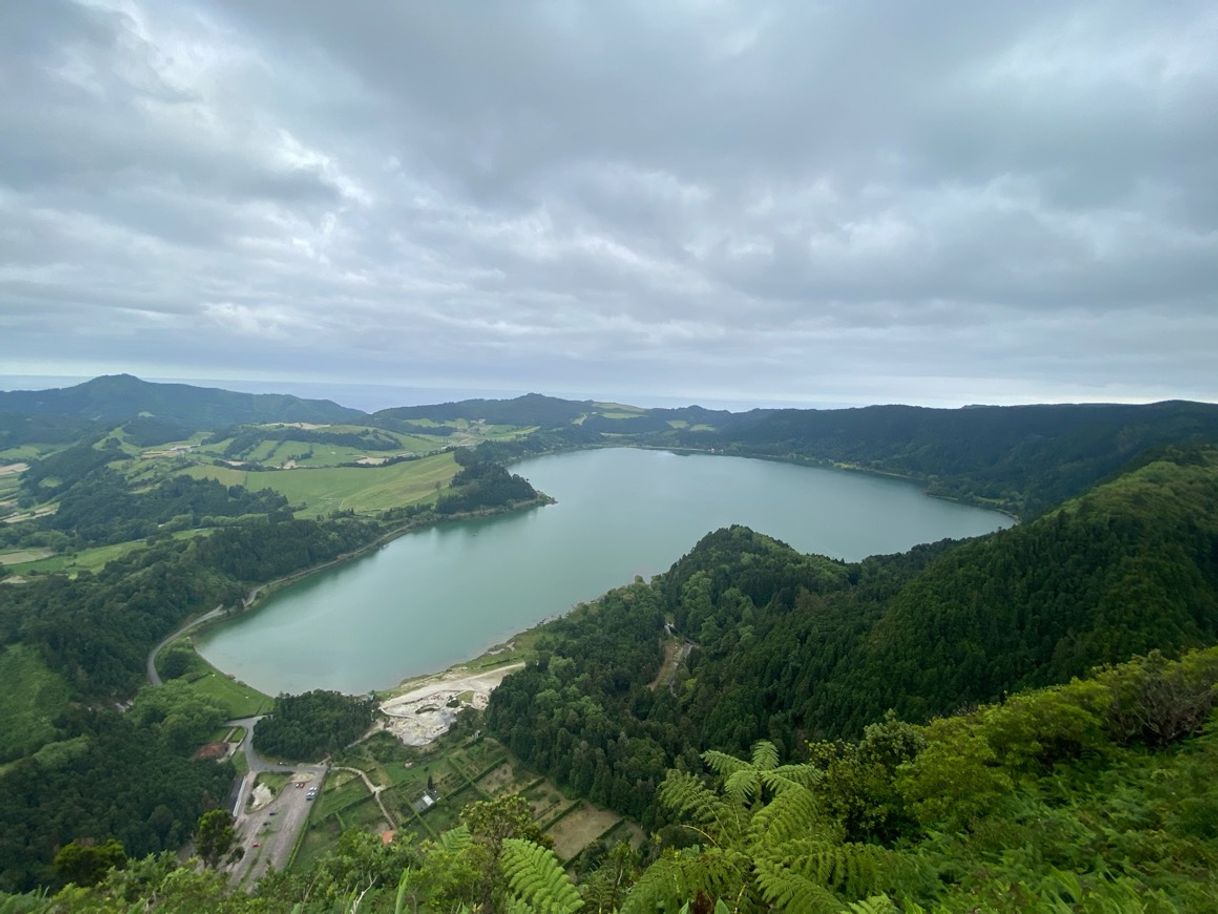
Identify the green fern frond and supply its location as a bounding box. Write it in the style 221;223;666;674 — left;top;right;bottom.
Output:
751;740;780;771
501;838;583;914
753;856;845;914
659;771;731;827
845;896;919;914
701;749;751;778
770;762;822;789
748;784;822;847
622;847;748;914
723;767;762;805
437;824;472;853
765;839;925;901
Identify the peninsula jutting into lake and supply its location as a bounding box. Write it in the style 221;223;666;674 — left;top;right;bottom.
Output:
196;447;1012;694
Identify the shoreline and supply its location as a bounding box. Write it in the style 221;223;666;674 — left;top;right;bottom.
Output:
148;494;554;690
172;444;1016;704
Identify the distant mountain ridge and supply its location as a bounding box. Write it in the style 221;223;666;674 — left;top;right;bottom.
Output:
6;375;1218;516
0;374;366;428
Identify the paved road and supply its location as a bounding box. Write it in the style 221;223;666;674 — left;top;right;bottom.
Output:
225;715;328;889
145;604;227;686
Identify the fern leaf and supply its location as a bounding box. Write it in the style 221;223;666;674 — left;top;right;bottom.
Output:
764;839;926;900
701;749;751;778
723;768;762;805
659;771;730;826
751;740;780;771
748;785;822;847
501;838;583;914
753;856;845;914
437;824;472;854
621;847;747;914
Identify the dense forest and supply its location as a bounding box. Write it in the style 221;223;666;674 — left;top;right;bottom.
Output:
687;400;1218;515
253;691;377;760
435;449;545;514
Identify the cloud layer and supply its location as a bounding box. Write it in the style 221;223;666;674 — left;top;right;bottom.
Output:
1;0;1215;406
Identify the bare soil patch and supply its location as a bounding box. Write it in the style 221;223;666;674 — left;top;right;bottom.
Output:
546;803;621;862
380;663;523;746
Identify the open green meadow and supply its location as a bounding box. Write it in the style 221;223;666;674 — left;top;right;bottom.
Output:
0;645;71;762
183;451;458;516
158;639;272;719
3;528;213;578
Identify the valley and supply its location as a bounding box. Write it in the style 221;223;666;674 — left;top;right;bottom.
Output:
1;376;1217;913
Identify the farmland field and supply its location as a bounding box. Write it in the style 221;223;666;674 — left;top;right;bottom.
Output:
4;528;213;577
183;451;459;516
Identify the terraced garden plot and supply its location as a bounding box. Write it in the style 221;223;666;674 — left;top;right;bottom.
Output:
418;785;476;833
474;762;533;797
524;781;573;823
546;803;622;863
313;774;371;821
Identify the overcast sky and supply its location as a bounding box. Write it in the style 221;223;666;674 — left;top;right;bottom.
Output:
1;1;1215;408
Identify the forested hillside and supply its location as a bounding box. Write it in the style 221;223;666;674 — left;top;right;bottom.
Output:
487;448;1218;824
691;400;1218;515
10;645;1218;912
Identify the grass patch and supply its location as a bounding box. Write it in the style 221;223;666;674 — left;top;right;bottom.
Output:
290;817;343;873
314;774;373;821
159;639;272;718
7;529;212;577
255;771;293;795
461;627;547;674
184;452;458;517
342;796;393;832
0;645;71;762
0;549;54;565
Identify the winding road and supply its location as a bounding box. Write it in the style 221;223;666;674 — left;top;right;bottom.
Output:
145;604;227;686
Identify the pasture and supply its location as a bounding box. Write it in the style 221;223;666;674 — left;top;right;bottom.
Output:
184;451;459;516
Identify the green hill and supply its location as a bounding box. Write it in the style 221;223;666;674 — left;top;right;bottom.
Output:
0;375;365;429
486;448;1218;823
699;400;1218;514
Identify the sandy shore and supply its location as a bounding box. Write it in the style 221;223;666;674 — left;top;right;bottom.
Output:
379;663;524;746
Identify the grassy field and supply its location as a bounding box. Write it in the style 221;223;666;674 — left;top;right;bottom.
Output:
159;638;272;718
0;548;54;565
0;645;71;762
183;452;458;516
4;528;212;577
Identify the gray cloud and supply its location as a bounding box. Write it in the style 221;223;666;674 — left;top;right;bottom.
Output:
0;0;1215;407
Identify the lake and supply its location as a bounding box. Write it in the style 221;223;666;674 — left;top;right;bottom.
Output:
196;448;1014;694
